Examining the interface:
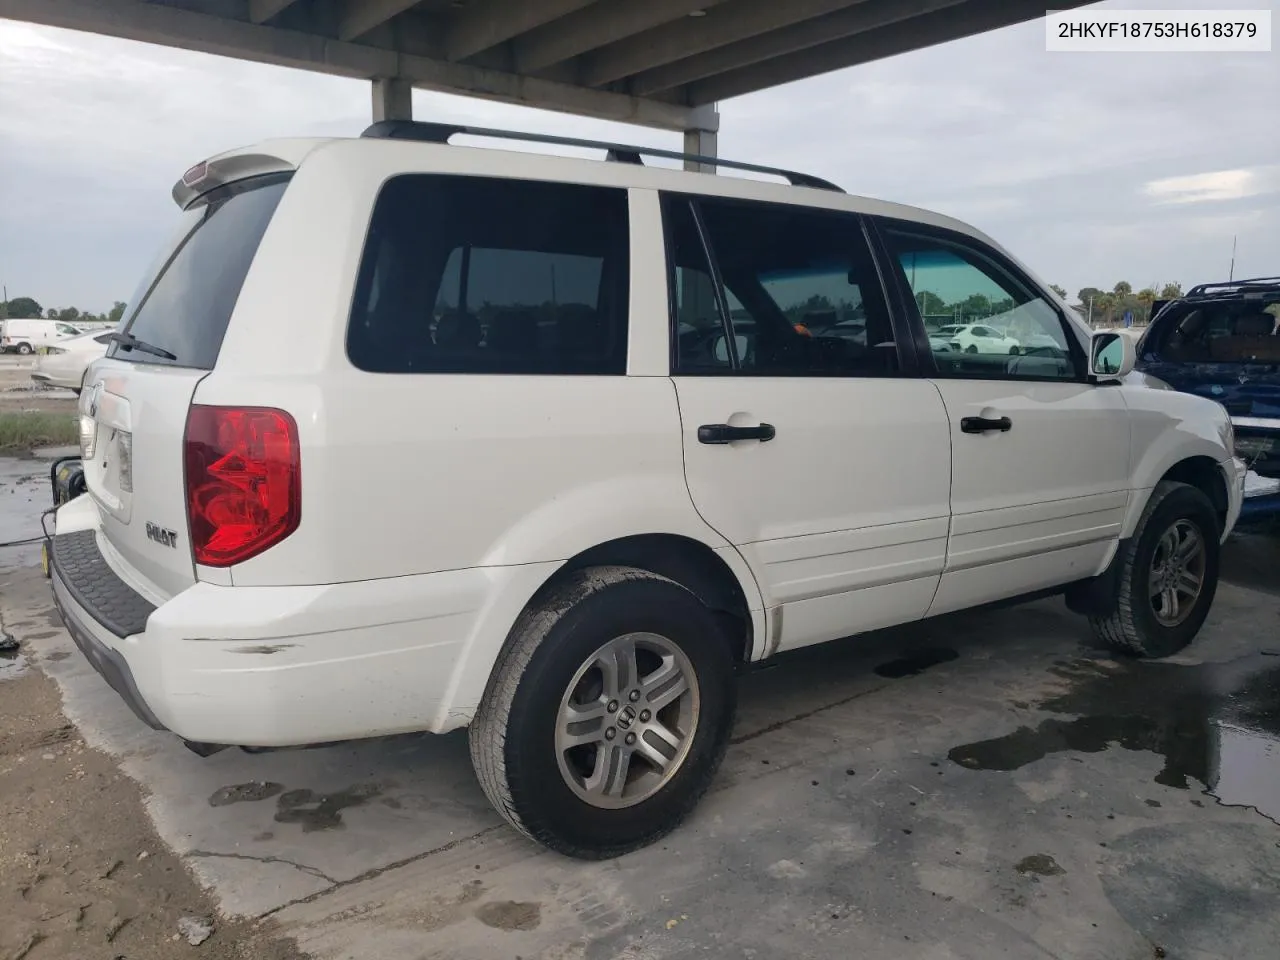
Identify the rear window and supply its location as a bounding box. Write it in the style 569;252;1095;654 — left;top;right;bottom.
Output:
110;174;290;369
1146;298;1280;364
347;175;629;375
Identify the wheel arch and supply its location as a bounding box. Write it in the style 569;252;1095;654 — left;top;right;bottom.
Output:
547;533;762;664
1123;455;1229;540
1158;456;1229;532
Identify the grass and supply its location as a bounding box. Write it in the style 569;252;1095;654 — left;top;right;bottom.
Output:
0;412;79;453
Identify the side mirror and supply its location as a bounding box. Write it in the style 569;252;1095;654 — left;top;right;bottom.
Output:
1089;331;1135;381
712;333;748;365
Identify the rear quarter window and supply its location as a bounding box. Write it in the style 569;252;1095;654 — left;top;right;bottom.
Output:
111;174;290;369
346;175;630;375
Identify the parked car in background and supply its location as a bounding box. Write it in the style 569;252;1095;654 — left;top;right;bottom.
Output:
1136;276;1280;481
947;323;1023;355
0;318;85;354
928;323;964;351
31;329;110;393
49;121;1242;862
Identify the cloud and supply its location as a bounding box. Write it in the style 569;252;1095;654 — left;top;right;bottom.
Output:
1;0;1278;310
1145;167;1280;204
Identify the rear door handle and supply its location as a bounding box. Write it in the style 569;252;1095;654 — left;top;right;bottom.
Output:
698;423;777;444
960;416;1012;434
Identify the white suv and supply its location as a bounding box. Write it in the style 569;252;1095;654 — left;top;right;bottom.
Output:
48;122;1244;859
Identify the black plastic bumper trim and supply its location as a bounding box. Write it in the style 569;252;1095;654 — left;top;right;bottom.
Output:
50;574;168;732
49;530;157;639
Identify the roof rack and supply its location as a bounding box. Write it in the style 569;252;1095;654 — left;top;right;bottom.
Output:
360;120;845;193
1185;276;1280;297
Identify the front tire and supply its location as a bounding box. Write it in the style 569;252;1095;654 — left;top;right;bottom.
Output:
1088;481;1220;658
470;566;736;859
965;344;978;354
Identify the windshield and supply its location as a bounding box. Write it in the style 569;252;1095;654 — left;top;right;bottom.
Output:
111;173;290;369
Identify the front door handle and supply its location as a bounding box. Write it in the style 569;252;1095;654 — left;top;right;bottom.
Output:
960;416;1012;434
698;423;777;444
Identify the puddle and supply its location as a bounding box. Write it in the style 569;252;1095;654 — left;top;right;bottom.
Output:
1;644;29;682
209;781;285;807
0;456;47;568
274;783;382;831
874;646;959;678
949;656;1280;822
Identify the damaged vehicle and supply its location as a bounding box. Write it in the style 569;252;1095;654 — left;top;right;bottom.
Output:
1135;278;1280;514
44;123;1244;860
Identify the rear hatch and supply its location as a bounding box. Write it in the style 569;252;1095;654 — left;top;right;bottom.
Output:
79;172;291;598
1137;296;1280;471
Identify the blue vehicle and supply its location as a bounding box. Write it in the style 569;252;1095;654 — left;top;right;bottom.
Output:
1136;277;1280;520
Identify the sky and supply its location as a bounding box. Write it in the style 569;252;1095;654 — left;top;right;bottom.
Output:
0;0;1276;313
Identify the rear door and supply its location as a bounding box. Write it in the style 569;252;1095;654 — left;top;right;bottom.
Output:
666;195;952;652
80;173;290;598
874;218;1132;614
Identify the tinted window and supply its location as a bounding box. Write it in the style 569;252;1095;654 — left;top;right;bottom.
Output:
348;176;629;375
885;226;1080;380
666;195;895;377
114;175;289;369
1145;298;1280;364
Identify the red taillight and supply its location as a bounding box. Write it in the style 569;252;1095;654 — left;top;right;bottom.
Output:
184;405;300;567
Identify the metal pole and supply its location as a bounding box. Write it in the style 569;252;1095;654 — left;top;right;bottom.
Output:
1229;235;1237;281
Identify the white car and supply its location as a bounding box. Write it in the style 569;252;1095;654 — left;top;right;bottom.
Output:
30;329;110;393
927;323;965;351
948;323;1023;355
1;317;86;354
49;123;1243;860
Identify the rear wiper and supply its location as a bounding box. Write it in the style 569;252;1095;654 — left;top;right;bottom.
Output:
101;331;177;361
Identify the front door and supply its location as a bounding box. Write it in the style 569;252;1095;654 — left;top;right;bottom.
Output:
877;219;1132;614
664;194;952;652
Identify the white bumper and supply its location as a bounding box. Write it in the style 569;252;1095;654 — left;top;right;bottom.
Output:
1223;456;1246;537
53;535;557;746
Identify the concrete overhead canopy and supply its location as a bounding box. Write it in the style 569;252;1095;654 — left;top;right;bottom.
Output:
2;0;1090;133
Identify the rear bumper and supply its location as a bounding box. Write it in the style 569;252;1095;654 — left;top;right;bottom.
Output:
51;572;167;731
47;528;555;747
1232;416;1280;479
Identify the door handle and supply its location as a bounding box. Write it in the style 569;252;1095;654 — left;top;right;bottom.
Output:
697;423;777;445
960;416;1012;434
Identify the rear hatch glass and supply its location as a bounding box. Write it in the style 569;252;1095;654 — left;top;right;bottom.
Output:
109;173;290;369
1139;298;1280;421
82;173;290;599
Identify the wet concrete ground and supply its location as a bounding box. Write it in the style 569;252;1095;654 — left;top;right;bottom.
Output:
2;454;1279;959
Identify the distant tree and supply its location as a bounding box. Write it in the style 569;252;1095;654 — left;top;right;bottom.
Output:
1113;280;1132;297
1078;287;1104;307
46;307;58;319
917;290;947;315
1159;282;1183;299
56;307;81;324
1049;284;1068;300
1136;288;1157;304
107;301;127;324
960;293;992;317
3;296;43;319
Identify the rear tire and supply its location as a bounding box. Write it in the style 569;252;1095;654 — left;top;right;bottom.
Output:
965;344;978;354
1088;481;1220;658
469;566;736;859
16;342;32;356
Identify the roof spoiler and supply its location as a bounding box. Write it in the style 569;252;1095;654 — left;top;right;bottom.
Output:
171;152;296;208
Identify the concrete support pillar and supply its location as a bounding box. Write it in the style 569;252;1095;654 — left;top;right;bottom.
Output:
683;107;720;173
372;77;412;122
